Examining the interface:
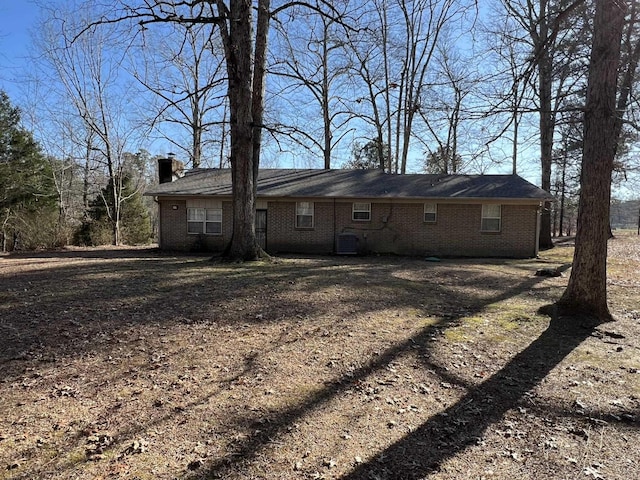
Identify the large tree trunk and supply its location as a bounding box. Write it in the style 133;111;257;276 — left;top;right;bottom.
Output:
556;0;626;325
225;0;260;261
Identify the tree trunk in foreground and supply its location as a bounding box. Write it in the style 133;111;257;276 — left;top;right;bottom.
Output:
556;0;626;324
224;0;261;261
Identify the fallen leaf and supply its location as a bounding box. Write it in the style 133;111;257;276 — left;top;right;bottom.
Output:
323;458;337;468
583;465;604;479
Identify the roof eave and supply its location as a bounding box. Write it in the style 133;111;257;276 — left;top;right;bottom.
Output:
149;192;550;203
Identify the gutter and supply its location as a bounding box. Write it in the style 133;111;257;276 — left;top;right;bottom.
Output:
535;203;542;257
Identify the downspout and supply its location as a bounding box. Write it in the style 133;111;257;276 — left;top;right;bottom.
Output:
154;196;161;248
333;198;337;254
535;203;542;257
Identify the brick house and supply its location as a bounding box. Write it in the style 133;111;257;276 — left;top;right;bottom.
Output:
146;166;551;258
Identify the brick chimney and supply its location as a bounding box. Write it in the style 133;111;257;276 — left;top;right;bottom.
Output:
158;153;185;184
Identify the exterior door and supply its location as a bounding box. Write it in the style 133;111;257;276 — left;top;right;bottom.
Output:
255;209;267;250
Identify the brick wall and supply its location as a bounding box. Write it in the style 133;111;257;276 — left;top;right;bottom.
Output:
158;199;231;252
267;201;335;253
158;197;539;258
267;201;538;258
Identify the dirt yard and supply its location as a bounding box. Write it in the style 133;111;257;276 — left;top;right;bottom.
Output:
1;233;639;480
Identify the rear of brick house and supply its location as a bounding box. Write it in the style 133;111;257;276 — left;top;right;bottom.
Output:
146;164;551;258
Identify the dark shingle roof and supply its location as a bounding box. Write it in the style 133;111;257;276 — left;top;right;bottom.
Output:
145;168;551;201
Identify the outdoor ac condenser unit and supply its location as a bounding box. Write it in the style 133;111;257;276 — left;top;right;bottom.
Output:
336;233;359;255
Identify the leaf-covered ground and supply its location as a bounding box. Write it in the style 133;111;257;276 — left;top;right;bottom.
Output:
1;233;639;480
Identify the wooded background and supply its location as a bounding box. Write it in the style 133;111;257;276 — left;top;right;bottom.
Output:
1;0;638;252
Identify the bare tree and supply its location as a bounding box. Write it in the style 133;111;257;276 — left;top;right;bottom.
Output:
556;0;626;324
213;0;270;259
395;0;476;173
418;40;477;174
347;0;474;174
542;1;640;239
128;3;228;168
480;9;537;175
69;0;273;258
551;119;582;237
607;2;640;227
498;0;586;249
347;3;394;172
37;5;141;245
271;4;354;169
76;0;351;259
20;82;97;237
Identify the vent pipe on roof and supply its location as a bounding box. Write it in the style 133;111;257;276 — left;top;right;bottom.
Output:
158;155;185;184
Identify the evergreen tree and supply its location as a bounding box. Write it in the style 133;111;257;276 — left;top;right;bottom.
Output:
120;178;153;245
0;91;57;251
424;146;463;174
344;140;389;170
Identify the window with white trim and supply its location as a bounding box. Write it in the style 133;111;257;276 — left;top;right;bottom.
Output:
424;203;437;223
296;202;314;228
187;207;222;235
481;204;501;232
352;202;371;221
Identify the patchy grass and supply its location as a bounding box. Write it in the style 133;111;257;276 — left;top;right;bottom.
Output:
0;235;639;480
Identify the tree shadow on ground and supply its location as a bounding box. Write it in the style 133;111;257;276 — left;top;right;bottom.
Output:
0;249;582;479
186;264;583;479
341;316;593;479
190;319;592;480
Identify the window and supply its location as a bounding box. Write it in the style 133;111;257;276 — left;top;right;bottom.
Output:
296;202;314;228
187;207;222;235
424;203;437;223
481;204;501;232
187;208;205;234
205;208;222;234
352;202;371;221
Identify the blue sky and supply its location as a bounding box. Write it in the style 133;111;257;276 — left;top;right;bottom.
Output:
0;2;635;198
0;0;42;99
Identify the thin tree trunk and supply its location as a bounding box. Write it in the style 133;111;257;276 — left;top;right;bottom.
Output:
382;3;392;173
83;145;91;213
512;82;519;175
220;100;228;168
538;0;554;249
559;157;566;236
608;2;640;239
192;107;202;168
556;0;626;325
1;211;10;253
321;19;332;170
613;2;640;152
